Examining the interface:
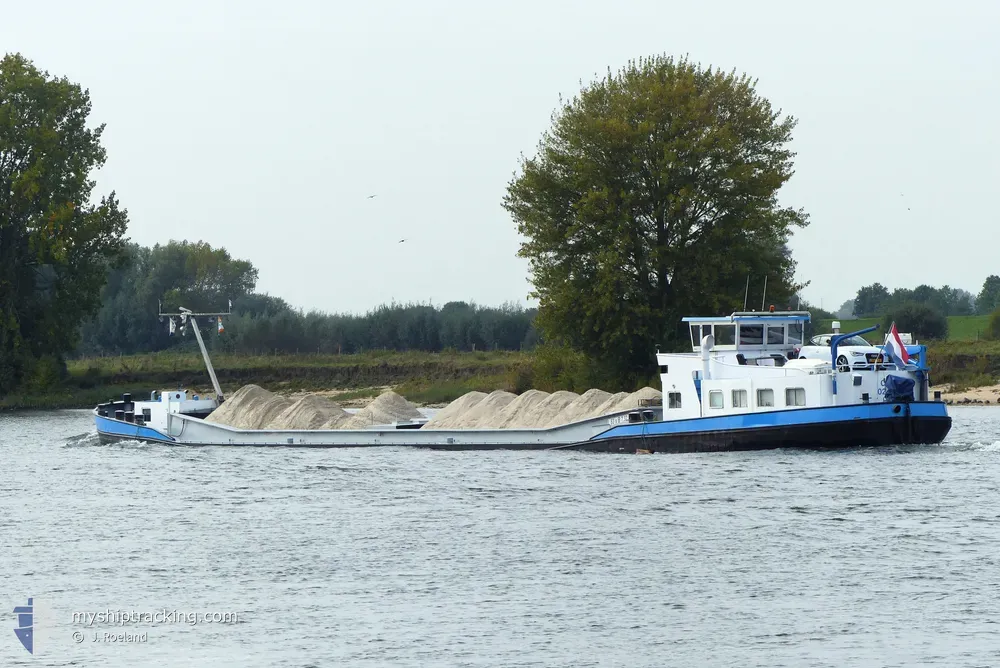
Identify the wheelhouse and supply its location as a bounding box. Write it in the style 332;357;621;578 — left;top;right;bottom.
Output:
682;311;809;366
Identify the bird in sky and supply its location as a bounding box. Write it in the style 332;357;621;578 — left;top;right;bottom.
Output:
398;238;407;243
367;194;377;199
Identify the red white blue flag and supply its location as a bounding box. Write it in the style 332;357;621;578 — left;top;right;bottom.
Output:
883;322;911;367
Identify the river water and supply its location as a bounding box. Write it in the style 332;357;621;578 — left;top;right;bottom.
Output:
2;407;1000;667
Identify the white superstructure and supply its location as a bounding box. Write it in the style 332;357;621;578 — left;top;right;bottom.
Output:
657;312;930;420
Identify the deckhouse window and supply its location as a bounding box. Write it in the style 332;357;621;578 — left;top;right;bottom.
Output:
766;326;784;345
715;324;736;346
785;388;806;406
756;388;775;407
709;390;723;409
667;392;682;409
787;323;804;346
739;324;764;346
732;389;748;408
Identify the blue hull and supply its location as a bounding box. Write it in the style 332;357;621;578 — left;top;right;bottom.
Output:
573;401;951;453
94;414;174;444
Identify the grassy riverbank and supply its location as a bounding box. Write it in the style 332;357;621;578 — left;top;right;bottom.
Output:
815;315;992;342
0;350;535;409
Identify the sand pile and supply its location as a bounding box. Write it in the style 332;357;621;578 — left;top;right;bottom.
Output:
450;390;517;428
267;395;349;430
422;391;488;429
609;387;662;414
241;395;293;430
483;389;551;429
545;389;612;427
590;391;630;418
517;390;579;428
206;383;662;433
339;390;423;429
205;385;292;429
203;385;257;426
318;412;351;429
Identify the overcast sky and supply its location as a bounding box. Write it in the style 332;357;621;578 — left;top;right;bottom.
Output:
4;0;998;315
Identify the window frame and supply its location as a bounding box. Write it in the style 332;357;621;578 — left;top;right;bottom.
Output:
765;325;785;346
756;388;775;408
708;390;724;409
739;324;765;346
732;389;748;408
667;392;682;409
785;387;806;407
715;324;736;346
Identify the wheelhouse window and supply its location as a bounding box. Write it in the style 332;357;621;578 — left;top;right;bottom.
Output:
715;324;736;346
739;324;764;346
689;324;701;348
787;323;804;346
766;325;784;345
756;388;775;407
709;390;723;409
785;387;806;406
667;392;682;409
732;389;748;408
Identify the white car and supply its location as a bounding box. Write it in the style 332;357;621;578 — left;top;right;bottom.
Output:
793;333;888;372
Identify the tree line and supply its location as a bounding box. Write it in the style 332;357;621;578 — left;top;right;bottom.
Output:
76;241;540;357
848;283;975;318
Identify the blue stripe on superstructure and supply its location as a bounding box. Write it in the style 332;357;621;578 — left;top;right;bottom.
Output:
94;415;174;442
591;402;948;440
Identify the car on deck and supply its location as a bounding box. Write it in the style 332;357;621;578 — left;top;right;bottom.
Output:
793;333;888;372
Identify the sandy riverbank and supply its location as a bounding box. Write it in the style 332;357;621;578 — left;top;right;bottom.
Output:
936;383;1000;405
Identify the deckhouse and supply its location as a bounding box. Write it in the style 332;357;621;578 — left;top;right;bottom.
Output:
656;311;932;420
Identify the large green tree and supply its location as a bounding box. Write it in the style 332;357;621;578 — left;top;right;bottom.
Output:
0;54;128;392
504;56;807;377
76;240;259;355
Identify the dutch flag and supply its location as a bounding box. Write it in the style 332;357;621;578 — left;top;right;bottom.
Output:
883;321;911;368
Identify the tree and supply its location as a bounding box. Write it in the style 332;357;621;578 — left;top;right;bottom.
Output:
504;56;807;378
854;283;890;317
76;241;259;355
0;54;128;392
835;299;855;319
977;275;1000;315
882;302;948;341
986;307;1000;341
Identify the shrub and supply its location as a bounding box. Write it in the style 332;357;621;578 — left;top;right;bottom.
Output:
986;308;1000;341
882;302;948;341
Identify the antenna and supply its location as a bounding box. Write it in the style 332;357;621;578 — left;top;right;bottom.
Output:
743;275;750;311
760;276;768;312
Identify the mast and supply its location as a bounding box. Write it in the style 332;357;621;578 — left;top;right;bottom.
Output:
159;305;231;403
